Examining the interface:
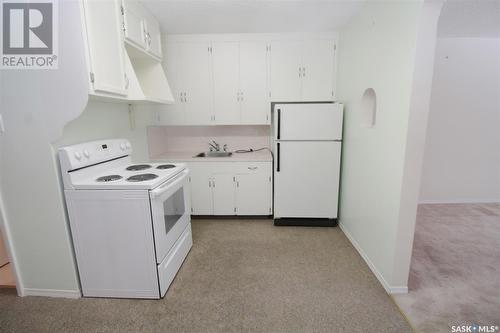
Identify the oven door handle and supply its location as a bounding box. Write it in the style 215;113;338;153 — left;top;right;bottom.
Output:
150;169;189;199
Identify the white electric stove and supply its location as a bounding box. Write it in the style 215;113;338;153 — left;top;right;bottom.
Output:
59;139;192;299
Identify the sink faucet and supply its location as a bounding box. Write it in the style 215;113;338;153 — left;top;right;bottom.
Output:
209;140;220;152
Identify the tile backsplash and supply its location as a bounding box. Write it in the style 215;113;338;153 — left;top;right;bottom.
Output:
148;125;271;157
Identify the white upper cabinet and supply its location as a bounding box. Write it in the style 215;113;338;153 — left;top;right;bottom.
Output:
212;42;241;125
211;41;269;125
301;40;336;101
121;1;146;50
156;34;337;125
270;39;336;102
159;44;184;124
160;42;212;125
83;0;128;97
81;0;173;104
181;42;213;125
239;41;270;125
269;41;302;102
144;16;162;59
121;0;162;61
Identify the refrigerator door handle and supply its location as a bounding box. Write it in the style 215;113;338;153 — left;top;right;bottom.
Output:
277;109;281;140
276;142;280;172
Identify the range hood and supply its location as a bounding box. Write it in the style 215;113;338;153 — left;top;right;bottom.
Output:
124;43;174;104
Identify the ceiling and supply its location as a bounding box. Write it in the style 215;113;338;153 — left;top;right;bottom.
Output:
438;0;500;37
141;0;365;34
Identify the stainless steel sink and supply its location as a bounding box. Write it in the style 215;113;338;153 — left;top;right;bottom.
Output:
194;151;233;158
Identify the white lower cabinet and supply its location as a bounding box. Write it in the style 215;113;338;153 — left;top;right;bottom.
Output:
188;163;213;215
235;173;272;215
187;162;272;216
212;173;236;215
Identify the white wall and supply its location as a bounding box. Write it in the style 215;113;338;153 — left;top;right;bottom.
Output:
0;1;153;297
55;100;152;162
419;38;500;203
0;1;88;296
337;0;442;293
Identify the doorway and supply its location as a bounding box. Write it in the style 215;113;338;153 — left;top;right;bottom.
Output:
0;230;16;288
394;1;500;331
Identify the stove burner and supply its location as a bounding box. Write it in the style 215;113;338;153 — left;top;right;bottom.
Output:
156;164;176;170
126;164;151;171
126;173;158;182
96;175;123;182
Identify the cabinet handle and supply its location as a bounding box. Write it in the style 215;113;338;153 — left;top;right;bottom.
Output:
277;142;280;172
298;67;301;78
213;180;216;188
302;67;306;77
277;109;281;139
248;166;258;170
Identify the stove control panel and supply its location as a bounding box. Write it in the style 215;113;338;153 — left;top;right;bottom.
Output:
59;139;132;172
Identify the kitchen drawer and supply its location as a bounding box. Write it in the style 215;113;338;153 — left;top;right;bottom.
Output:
234;162;271;175
157;224;193;297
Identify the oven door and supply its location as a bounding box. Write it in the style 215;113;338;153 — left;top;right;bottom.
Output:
149;169;191;264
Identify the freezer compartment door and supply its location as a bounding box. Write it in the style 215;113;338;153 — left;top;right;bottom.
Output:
274;141;341;219
274;103;343;141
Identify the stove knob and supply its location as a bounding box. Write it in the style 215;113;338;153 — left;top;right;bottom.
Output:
125;142;131;150
83;149;90;158
120;143;126;151
74;152;82;160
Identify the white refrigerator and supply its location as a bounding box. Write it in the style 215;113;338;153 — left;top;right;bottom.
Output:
273;103;343;226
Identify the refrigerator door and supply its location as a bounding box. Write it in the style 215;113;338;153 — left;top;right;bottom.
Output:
274;141;341;219
274;103;343;141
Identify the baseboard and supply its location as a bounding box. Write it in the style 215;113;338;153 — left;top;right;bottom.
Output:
419;198;500;204
23;288;81;299
339;223;408;295
389;286;408;294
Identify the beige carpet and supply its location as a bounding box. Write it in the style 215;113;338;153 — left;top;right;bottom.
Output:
394;203;500;333
0;219;411;332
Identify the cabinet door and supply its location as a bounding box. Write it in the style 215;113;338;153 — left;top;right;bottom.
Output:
188;165;213;215
240;41;270;124
83;0;127;96
159;43;184;125
182;42;213;125
145;16;162;59
122;0;147;50
212;174;235;215
301;40;335;101
269;41;302;102
212;42;241;125
235;173;272;215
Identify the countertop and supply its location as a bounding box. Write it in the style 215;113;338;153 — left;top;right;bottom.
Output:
151;150;273;162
